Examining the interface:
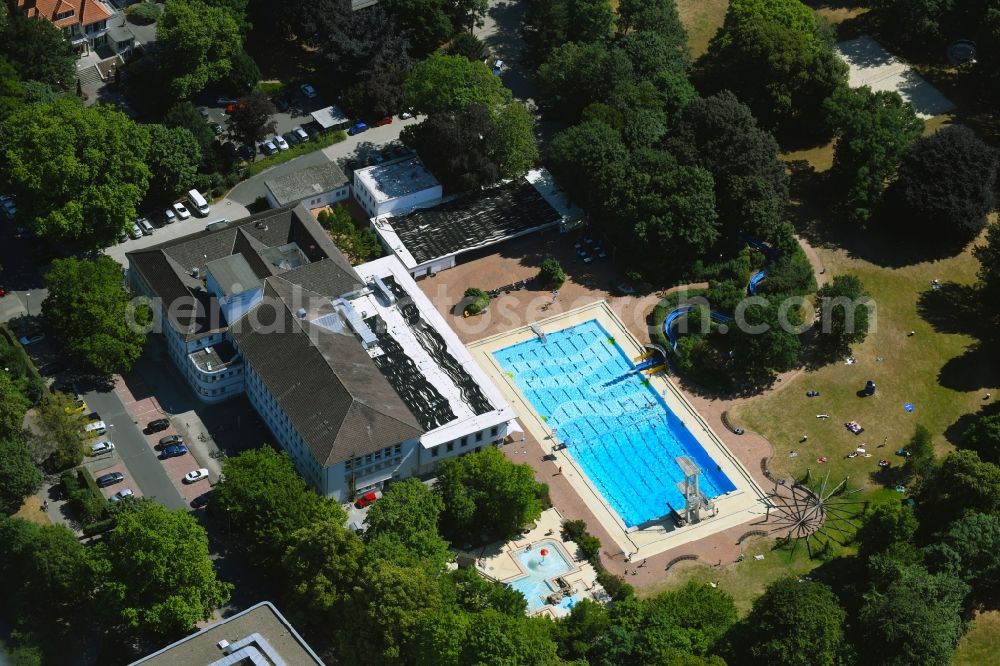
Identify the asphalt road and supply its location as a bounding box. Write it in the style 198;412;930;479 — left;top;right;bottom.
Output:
83;387;187;510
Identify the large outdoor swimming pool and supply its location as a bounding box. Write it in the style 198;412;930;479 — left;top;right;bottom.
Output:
494;319;736;528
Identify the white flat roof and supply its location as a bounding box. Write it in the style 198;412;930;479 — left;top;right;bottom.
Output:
354;156;440;205
311;105;349;129
353;256;516;447
525;168;584;223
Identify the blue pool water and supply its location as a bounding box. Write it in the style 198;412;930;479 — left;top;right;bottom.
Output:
508;540;574;612
494;320;736;527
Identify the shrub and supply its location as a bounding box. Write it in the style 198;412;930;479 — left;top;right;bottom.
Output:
82;517;116;537
463;287;490;315
562;519;587;542
71;469;109;525
537;258;566;288
59;469;80;496
126;2;162;24
257;81;285;96
596;569;634;601
577;533;601;560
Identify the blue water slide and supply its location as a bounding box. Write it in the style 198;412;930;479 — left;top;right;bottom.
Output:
740;234;780;262
664;305;732;350
633;357;661;372
747;270;767;295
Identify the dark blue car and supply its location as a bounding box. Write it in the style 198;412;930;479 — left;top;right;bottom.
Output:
347;122;368;136
160;444;188;459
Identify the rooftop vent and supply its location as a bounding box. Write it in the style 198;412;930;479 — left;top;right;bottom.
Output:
191;267;200;278
216;639;229;651
295;307;307;318
255;221;268;230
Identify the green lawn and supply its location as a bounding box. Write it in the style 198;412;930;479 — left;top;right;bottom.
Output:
642;536;826;613
954;611;1000;666
677;0;729;58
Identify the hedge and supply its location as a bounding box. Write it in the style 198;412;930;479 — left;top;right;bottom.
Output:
560;519;633;601
82;517;116;537
71;468;110;525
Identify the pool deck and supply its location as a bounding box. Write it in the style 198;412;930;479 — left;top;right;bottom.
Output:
468;508;606;619
468;301;768;561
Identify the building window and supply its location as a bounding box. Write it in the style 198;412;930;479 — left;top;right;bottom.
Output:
490;426;499;438
460;437;468;448
394;443;402;454
446;441;454;452
431;446;439;458
55;9;74;20
365;454;373;464
476;431;484;442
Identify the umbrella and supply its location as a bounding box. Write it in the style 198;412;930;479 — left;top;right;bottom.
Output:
903;403;915;412
540;548;549;557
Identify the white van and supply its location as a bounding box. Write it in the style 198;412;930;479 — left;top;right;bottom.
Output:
187;189;210;217
137;216;154;235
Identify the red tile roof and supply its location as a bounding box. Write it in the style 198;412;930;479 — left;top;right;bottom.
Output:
16;0;114;28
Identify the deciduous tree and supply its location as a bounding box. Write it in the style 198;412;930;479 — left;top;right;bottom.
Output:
406;52;511;114
0;371;29;442
0;15;75;89
736;578;847;666
435;446;544;541
887;125;998;246
145;124;202;205
363;478;450;567
0;435;42;515
158;0;242;98
163;101;217;154
225;49;260;95
43;257;151;374
669;91;789;242
0;99;151;248
210;447;345;567
859;564;969;666
974;221;1000;324
703;0;848;138
227;91;276;155
824;86;924;223
961;409;1000;464
92;504;232;637
816;274;872;355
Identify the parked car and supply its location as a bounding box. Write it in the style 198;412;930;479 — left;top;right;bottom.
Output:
19;333;45;346
291;126;309;142
39;361;66;376
137;216;154;235
110;488;134;502
347;122;368;136
354;491;378;509
96;472;125;488
273;135;289;151
160;444;188;459
183;468;210;484
198;106;210;118
374;116;393;127
129;222;142;239
300;83;317;99
237;143;255;160
283;131;300;146
65;398;88;415
225;102;245;114
304;125;320;140
85;411;102;423
0;286;5;297
399;111;413;120
217;96;239;106
146;418;170;433
85;420;107;436
90;441;115;456
210;122;223;135
163;207;177;224
172;202;191;220
157;434;183;450
492;59;504;75
273;96;290;112
260;139;278;155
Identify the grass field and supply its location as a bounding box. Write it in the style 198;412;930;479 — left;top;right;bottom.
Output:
642;536;825;613
954;611;1000;665
677;0;729;58
14;495;52;527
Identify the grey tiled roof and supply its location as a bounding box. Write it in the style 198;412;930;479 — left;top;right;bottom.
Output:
231;279;424;465
264;163;349;207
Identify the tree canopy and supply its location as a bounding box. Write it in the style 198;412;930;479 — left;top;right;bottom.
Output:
0;99;152;248
522;0;616;61
961;409;1000;464
815;274;873;355
406;53;512;115
824;86;924;223
227;91;277;152
0;15;76;89
210;447;345;568
974;221;1000;325
43;257;151;374
145;124;203;205
887;125;998;246
435;446;544;541
0;434;42;515
734;578;848;666
92;504;232;637
703;0;848;138
158;0;243;98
